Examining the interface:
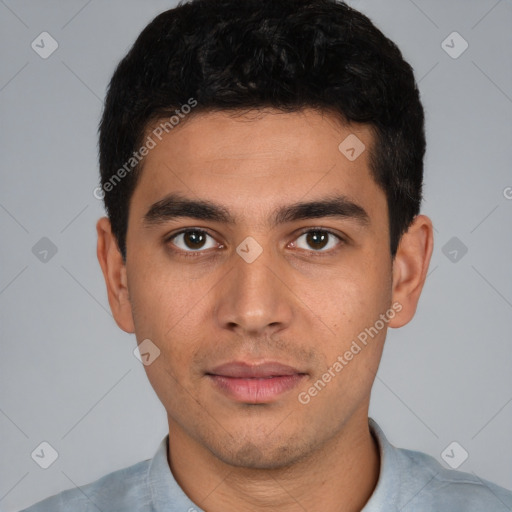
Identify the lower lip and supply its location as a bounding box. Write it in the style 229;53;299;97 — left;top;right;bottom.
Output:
207;374;305;403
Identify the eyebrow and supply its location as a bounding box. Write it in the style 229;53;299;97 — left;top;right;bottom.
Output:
143;192;370;229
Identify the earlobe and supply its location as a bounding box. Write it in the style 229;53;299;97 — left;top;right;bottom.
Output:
96;217;135;333
388;214;434;329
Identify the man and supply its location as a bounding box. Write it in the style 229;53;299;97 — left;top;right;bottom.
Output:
21;0;512;510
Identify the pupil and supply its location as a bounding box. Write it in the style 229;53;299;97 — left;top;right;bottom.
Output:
185;231;205;249
307;231;328;250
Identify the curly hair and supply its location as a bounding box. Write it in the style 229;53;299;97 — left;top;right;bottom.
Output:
98;0;425;261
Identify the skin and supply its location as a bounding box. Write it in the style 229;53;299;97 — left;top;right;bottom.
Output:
97;108;433;512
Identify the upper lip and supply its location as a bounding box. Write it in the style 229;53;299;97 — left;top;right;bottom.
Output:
207;361;305;378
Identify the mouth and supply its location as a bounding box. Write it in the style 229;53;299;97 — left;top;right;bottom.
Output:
205;361;307;404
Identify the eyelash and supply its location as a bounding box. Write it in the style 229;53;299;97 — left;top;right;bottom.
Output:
164;228;345;258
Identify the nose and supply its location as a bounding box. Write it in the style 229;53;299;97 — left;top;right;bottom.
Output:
213;241;294;337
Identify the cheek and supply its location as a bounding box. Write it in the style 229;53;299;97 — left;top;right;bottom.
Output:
129;256;191;322
314;264;388;328
127;274;202;380
311;274;392;386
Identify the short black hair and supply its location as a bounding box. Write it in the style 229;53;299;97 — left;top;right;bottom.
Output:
98;0;425;262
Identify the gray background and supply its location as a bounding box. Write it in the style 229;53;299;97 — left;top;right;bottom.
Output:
1;0;511;510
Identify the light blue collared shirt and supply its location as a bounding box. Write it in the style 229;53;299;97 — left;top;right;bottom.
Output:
20;418;512;511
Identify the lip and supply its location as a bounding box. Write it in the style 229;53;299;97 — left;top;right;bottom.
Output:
206;361;307;403
208;361;304;378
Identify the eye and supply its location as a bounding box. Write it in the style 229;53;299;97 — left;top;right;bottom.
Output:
292;229;344;253
166;229;220;254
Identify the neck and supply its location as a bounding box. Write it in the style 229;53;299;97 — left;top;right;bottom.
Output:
166;409;380;512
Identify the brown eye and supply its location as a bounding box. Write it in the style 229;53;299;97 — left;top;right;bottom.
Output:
306;231;329;250
183;231;207;249
294;229;342;252
168;229;217;252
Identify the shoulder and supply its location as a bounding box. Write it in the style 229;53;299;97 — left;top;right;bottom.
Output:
367;419;512;511
19;459;152;512
396;446;512;511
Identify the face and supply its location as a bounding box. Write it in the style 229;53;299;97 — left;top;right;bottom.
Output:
98;108;432;469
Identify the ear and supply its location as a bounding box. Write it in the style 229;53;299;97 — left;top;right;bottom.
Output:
388;214;434;328
96;217;135;333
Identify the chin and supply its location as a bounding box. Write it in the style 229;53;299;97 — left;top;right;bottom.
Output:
210;435;314;470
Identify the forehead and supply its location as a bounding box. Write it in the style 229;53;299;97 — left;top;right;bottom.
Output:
130;109;386;227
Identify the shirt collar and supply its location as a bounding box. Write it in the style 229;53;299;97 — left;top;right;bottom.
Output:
148;435;205;512
362;417;400;511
